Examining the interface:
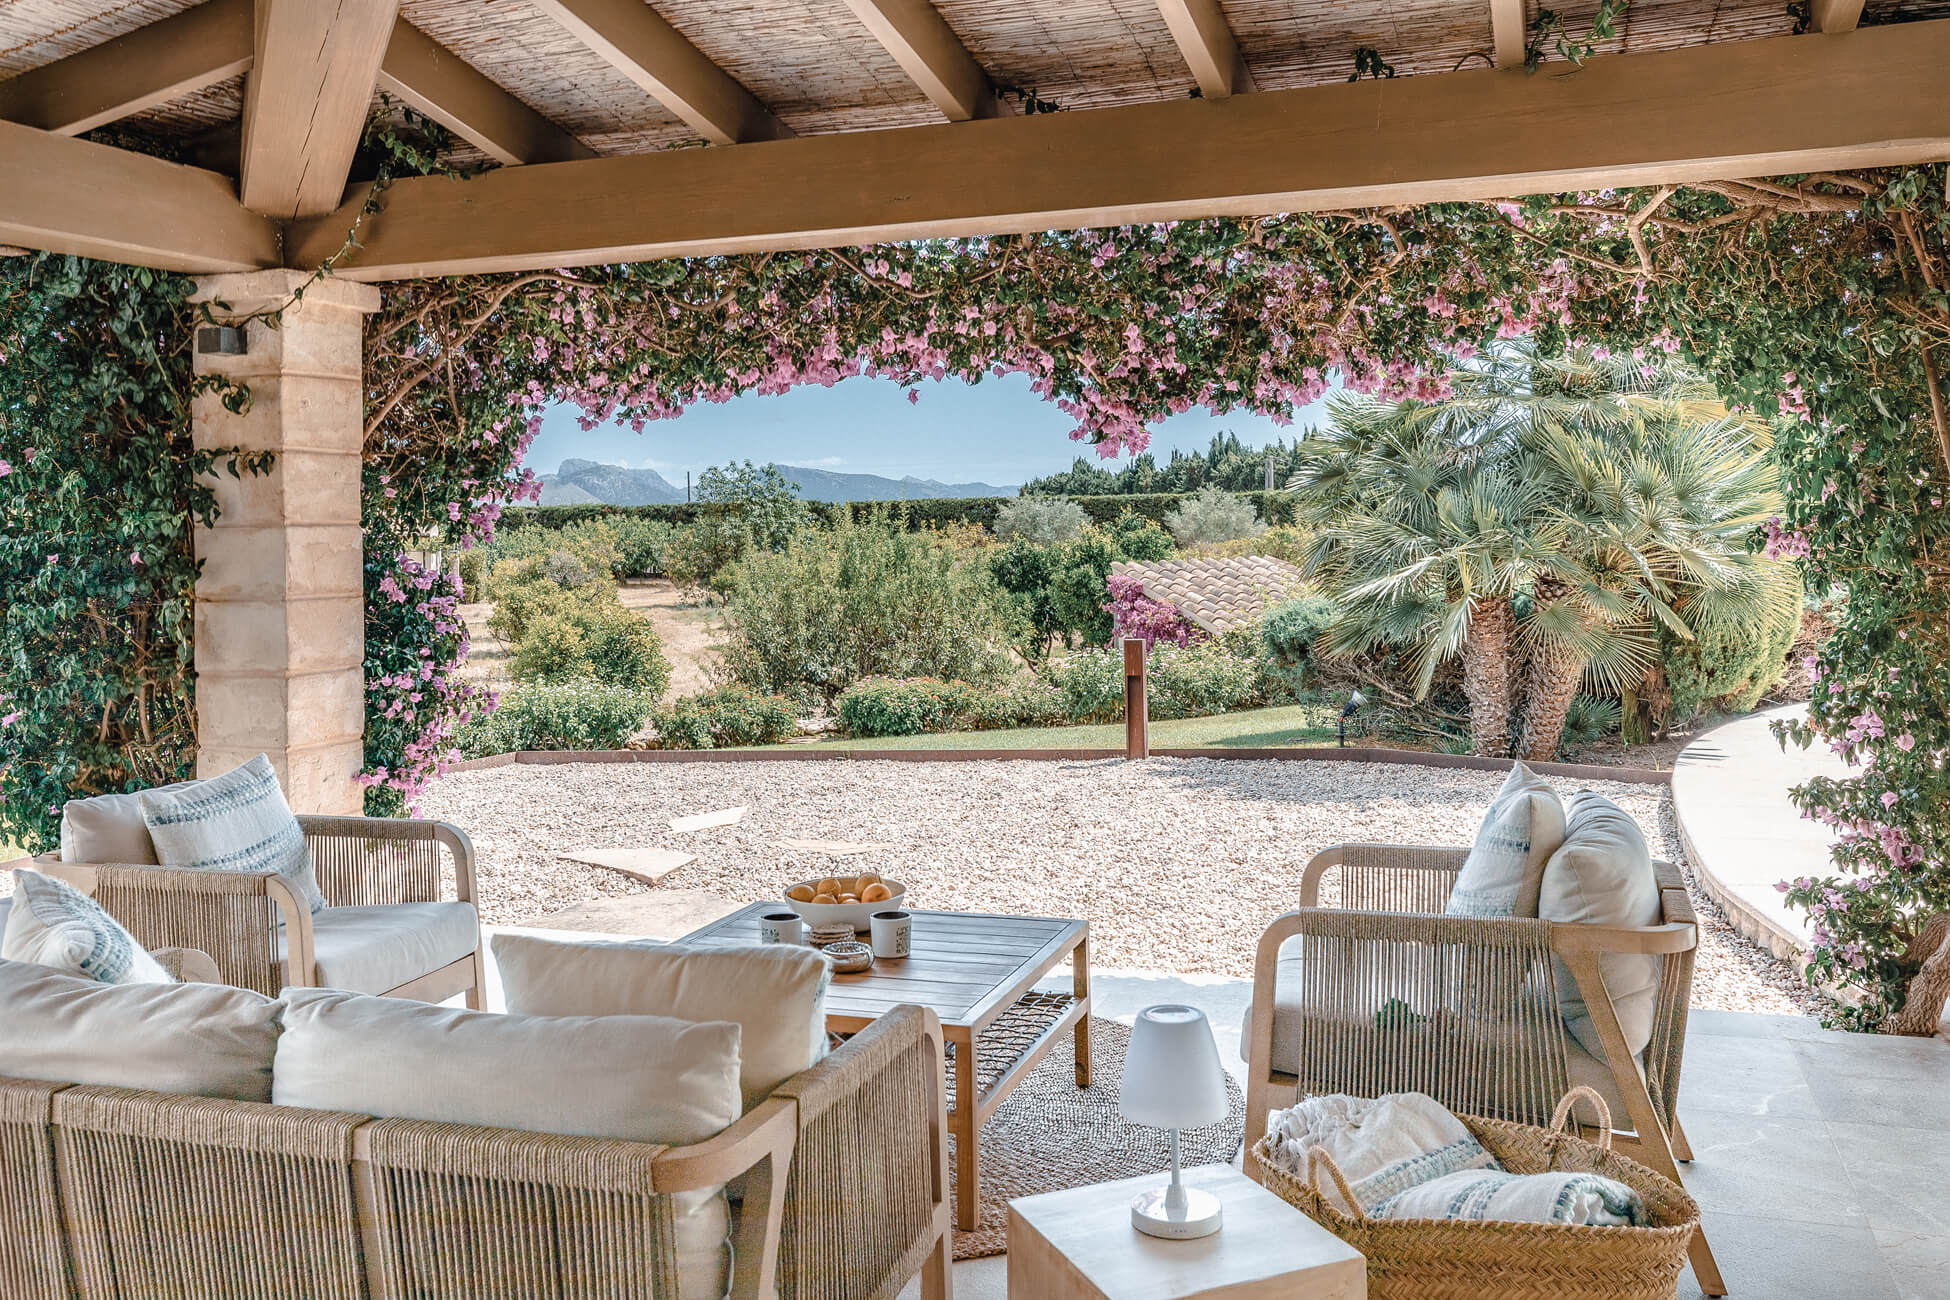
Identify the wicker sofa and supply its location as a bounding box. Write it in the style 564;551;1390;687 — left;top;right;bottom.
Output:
0;988;953;1300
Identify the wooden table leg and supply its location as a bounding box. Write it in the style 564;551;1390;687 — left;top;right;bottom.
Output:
951;1027;978;1231
1073;933;1092;1089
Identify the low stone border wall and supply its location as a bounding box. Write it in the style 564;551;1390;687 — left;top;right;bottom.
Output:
445;745;1670;785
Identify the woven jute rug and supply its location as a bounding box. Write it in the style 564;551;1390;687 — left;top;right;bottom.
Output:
949;1016;1246;1260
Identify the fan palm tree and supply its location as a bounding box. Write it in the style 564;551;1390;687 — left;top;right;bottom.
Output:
1291;344;1791;760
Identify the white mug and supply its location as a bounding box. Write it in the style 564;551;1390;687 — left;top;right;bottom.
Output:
870;910;912;960
759;912;803;945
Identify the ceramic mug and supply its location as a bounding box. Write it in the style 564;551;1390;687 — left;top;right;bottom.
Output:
869;909;912;959
759;911;803;945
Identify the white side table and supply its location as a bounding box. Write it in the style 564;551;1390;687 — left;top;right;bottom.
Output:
1006;1164;1366;1299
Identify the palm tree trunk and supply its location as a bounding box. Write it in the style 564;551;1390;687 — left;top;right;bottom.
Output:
1522;642;1586;761
1460;594;1514;757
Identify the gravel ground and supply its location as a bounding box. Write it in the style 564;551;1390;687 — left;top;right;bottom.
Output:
420;756;1828;1017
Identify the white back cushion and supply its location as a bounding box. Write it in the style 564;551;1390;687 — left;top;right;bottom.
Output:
0;958;280;1099
138;755;327;914
60;782;192;864
275;988;743;1300
492;933;831;1112
1539;792;1662;1059
2;869;173;984
1446;763;1567;919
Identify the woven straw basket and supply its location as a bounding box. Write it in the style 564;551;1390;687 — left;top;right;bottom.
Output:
1251;1088;1699;1300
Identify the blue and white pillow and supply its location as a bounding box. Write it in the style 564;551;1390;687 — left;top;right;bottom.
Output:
1;868;175;984
138;755;327;914
1445;763;1568;919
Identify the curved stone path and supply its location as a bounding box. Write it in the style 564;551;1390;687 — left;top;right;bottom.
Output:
1672;703;1844;961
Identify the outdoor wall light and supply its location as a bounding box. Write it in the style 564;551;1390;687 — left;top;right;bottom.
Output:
196;325;247;355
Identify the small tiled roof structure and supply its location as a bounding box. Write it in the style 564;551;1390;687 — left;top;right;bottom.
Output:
1109;555;1307;635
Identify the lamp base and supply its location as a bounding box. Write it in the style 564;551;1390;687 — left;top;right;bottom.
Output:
1130;1185;1222;1240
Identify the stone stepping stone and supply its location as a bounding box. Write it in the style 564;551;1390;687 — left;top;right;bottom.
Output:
558;847;695;885
669;805;747;833
778;838;890;857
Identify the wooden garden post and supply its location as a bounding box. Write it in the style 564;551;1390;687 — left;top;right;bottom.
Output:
1123;637;1149;759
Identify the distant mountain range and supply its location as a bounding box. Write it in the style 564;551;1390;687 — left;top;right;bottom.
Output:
536;458;1015;506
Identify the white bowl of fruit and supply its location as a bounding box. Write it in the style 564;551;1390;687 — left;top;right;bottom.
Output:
782;872;905;931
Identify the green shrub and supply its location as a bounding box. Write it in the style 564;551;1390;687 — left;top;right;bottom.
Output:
1105;510;1177;561
1260;595;1338;690
1663;578;1803;725
722;511;1022;702
835;676;1067;737
1046;649;1127;723
1164;486;1266;547
836;678;976;737
457;547;488;599
1146;642;1261;718
1045;642;1262;722
606;516;674;578
665;519;749;592
1561;694;1623;751
511;604;671;696
653;685;798;749
994;496;1087;544
458;680;655;755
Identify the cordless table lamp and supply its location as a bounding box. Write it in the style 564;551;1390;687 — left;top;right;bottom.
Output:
1118;1003;1230;1239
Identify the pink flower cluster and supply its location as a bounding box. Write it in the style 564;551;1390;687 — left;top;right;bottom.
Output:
1762;515;1812;560
1104;575;1198;649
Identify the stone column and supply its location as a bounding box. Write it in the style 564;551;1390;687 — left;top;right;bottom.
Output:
189;271;379;814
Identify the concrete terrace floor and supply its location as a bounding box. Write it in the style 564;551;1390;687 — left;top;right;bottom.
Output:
480;931;1950;1299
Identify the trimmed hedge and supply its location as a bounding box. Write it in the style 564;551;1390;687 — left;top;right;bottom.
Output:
457;680;655;755
495;491;1304;534
652;685;798;749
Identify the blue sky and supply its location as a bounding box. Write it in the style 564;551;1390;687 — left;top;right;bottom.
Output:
525;372;1337;488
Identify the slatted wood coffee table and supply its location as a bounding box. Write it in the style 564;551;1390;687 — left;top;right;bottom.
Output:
680;903;1091;1230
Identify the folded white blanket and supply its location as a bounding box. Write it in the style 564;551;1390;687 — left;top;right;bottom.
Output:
1263;1091;1649;1228
1262;1092;1499;1215
1373;1168;1651;1228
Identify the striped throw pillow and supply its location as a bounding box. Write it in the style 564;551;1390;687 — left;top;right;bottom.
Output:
1;868;175;984
138;755;327;914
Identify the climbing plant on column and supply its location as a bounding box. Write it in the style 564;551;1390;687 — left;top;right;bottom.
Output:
0;254;263;852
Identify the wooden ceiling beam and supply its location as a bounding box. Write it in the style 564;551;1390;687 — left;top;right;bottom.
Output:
530;0;788;145
0;120;277;271
287;19;1950;281
1155;0;1255;98
240;0;400;220
1489;0;1528;68
841;0;1004;121
0;0;252;135
377;19;595;165
1808;1;1865;32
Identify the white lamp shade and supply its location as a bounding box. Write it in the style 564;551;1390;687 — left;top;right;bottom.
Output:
1118;1004;1229;1130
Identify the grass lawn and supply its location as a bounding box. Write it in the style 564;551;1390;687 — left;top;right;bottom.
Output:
764;702;1341;751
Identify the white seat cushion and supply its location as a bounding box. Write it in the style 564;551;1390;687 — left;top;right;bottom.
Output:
0;958;281;1100
2;868;173;985
280;902;479;995
492;933;830;1111
1445;763;1567;918
138;754;327;914
275;987;742;1300
1540;792;1662;1060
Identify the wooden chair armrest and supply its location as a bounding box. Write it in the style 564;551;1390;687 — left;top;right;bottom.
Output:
1300;843;1468;909
152;947;223;983
655;1098;799;1300
769;1005;950;1300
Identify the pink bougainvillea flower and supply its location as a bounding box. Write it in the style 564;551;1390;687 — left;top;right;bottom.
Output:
128;550;142;566
1880;791;1900;809
0;460;11;476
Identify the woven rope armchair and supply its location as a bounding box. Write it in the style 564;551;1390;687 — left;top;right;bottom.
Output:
0;1005;953;1300
1242;843;1723;1296
25;815;484;1005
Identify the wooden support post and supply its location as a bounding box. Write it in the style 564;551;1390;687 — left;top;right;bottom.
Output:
1123;637;1150;760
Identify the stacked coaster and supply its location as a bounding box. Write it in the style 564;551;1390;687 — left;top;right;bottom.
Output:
822;941;873;973
807;922;858;949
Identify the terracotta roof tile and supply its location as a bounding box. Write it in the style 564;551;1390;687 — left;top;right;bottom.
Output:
1109;555;1307;635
